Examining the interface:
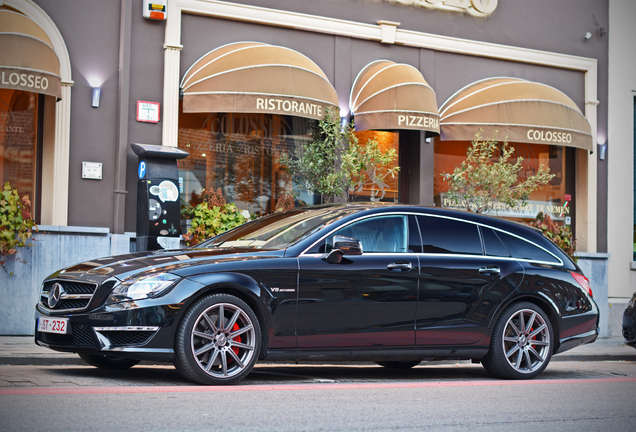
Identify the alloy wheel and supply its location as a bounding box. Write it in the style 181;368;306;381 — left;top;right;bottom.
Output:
190;302;257;379
502;308;551;374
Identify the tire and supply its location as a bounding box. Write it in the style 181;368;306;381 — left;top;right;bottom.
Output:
174;293;261;385
78;353;140;370
483;301;553;380
375;361;421;369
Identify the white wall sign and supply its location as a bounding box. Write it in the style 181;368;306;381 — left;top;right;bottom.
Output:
82;161;102;180
137;101;160;123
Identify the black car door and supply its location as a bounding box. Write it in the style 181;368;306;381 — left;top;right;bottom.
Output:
296;214;420;348
415;215;524;345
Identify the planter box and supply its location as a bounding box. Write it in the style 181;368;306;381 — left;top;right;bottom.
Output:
0;227;130;335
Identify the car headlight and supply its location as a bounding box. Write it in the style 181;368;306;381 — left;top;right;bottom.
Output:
108;273;180;303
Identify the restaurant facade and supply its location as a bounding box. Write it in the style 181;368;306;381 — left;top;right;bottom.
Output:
2;0;624;336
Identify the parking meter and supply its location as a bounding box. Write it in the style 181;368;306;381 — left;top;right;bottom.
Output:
131;143;189;251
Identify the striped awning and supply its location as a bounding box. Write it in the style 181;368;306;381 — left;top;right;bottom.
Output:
0;10;62;99
439;77;592;151
350;60;439;136
181;42;339;120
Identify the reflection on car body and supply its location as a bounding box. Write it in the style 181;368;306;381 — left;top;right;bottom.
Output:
35;204;599;384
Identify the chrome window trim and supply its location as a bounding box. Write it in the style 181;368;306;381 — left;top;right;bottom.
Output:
299;211;564;266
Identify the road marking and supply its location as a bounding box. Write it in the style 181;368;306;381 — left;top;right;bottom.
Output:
1;377;635;396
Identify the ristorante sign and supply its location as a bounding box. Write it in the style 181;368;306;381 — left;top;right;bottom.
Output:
384;0;498;16
183;93;336;121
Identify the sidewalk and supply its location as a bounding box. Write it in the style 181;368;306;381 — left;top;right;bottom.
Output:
0;336;634;366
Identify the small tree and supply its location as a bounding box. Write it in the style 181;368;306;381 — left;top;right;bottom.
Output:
441;132;554;214
279;108;399;203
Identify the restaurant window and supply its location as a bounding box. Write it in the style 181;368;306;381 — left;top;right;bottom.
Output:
0;89;42;222
177;103;318;216
433;139;575;229
350;130;400;203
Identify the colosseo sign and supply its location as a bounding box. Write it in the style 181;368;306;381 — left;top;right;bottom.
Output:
0;67;62;99
527;129;572;144
384;0;498;16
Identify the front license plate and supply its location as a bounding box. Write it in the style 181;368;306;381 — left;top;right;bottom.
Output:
38;317;69;334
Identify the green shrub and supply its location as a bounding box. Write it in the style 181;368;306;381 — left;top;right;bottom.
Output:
183;202;247;246
1;182;37;274
527;212;576;262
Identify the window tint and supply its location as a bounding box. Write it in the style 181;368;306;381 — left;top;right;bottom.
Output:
328;215;408;253
496;231;559;263
482;227;511;257
418;216;482;255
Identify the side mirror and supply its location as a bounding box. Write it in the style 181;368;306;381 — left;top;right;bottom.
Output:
325;236;363;264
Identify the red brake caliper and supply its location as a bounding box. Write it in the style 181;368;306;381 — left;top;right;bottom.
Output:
231;323;240;356
530;327;536;349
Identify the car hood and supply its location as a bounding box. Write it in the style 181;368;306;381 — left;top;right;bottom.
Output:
44;247;287;285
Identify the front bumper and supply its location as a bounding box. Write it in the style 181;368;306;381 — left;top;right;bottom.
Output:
34;301;182;362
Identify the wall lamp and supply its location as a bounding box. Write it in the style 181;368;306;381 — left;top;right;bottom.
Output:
91;87;101;108
598;139;607;161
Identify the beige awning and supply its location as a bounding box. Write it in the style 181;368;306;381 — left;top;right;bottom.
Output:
181;42;339;120
350;60;439;136
0;10;62;100
439;77;592;151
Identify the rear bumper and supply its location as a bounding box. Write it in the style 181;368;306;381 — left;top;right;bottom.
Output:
554;329;599;354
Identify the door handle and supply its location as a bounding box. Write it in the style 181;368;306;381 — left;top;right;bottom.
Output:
387;262;413;272
478;266;500;275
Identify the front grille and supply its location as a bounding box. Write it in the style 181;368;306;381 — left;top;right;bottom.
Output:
39;324;96;347
102;331;153;346
623;326;635;341
40;280;98;313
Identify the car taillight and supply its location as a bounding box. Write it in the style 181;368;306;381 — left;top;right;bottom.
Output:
571;272;593;298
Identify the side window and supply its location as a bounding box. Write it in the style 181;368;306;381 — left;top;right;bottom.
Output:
417;216;482;255
496;231;559;263
481;227;511;257
328;215;408;253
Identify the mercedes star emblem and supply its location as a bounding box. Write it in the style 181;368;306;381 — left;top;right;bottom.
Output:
48;283;64;308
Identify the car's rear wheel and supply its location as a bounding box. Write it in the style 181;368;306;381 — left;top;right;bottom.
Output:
174;294;261;385
483;301;553;379
78;353;140;370
375;361;421;369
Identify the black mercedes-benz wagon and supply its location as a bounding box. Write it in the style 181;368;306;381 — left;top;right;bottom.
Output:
35;204;598;384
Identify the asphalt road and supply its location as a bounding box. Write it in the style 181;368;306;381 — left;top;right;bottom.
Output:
1;360;635;431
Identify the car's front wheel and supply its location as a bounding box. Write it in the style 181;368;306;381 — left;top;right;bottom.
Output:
482;301;553;379
78;353;140;370
174;293;261;385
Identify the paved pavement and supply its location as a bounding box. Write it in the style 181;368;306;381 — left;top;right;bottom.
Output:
0;335;634;366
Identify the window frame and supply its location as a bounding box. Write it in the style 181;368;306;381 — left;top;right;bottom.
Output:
300;211;563;266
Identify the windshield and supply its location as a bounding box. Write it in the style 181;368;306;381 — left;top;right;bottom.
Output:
194;207;351;250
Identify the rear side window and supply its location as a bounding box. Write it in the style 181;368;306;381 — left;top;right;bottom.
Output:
417;216;482;255
496;230;559;263
481;227;511;257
